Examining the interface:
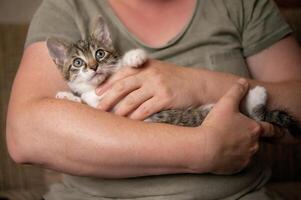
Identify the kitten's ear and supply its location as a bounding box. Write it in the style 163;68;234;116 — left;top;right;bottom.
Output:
92;16;112;46
46;38;69;66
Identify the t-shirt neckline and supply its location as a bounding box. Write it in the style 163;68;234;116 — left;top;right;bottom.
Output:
103;0;200;50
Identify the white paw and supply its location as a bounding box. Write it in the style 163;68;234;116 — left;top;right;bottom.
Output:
144;118;153;122
81;91;102;108
122;49;148;68
56;91;82;103
245;86;267;119
199;103;214;112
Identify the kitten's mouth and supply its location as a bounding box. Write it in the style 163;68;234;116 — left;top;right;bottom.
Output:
90;72;105;80
89;73;98;80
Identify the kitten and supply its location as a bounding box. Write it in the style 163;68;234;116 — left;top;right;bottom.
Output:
47;16;300;137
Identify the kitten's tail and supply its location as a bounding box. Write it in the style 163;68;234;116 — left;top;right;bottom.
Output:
264;110;301;138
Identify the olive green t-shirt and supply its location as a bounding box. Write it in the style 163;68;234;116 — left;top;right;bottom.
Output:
26;0;291;199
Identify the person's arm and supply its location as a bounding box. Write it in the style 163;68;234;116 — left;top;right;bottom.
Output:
200;36;301;143
199;36;301;121
98;36;301;124
6;42;261;177
6;42;198;178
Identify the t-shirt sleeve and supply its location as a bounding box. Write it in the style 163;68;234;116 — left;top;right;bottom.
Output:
25;0;81;48
241;0;292;57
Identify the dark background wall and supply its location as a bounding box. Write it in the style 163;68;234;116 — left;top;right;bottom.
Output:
0;0;41;24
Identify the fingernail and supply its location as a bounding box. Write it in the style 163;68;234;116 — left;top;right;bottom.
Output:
238;78;248;87
98;105;105;111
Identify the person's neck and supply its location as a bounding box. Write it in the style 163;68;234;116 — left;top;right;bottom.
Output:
108;0;196;47
112;0;193;16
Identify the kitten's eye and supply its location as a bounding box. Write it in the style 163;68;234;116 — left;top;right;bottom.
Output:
95;49;106;61
73;58;84;67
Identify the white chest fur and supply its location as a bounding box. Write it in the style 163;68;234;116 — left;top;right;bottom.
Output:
68;81;96;95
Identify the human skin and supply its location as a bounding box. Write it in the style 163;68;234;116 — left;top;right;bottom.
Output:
5;44;262;177
99;0;301;133
5;0;300;178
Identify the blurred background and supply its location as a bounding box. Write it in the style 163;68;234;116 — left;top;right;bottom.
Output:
0;0;301;200
0;1;60;200
0;0;41;24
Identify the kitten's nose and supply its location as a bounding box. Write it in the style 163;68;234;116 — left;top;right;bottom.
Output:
90;64;98;71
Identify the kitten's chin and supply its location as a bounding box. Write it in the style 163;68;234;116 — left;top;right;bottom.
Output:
92;74;107;85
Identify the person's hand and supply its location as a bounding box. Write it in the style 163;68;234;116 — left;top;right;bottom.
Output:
259;121;297;144
193;79;261;175
96;60;203;120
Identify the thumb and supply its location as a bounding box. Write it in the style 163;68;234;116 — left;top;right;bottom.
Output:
259;121;286;138
218;78;249;110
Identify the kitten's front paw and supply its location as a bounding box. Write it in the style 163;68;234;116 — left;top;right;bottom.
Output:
122;49;148;68
245;86;268;121
56;91;82;103
81;91;102;108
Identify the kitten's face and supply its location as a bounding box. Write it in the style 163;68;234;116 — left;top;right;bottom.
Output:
61;38;119;83
47;16;119;84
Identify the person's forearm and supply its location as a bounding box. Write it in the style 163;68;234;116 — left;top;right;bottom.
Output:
194;69;301;121
7;98;205;178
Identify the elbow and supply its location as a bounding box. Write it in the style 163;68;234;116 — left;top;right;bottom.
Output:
6;123;28;164
6;128;26;164
6;107;34;164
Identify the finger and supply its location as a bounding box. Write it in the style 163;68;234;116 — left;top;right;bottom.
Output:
113;89;153;117
129;97;166;120
97;76;141;111
258;121;286;138
218;79;249;110
96;67;140;95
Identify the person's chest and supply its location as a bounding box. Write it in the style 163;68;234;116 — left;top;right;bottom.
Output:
73;0;250;78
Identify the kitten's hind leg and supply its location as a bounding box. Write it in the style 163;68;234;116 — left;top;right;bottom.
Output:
244;86;267;121
122;49;148;68
242;86;301;137
56;91;82;103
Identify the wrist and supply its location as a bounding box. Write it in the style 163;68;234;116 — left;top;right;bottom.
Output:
191;68;208;105
182;126;212;174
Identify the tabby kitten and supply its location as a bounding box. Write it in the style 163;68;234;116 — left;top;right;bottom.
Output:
47;16;300;137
